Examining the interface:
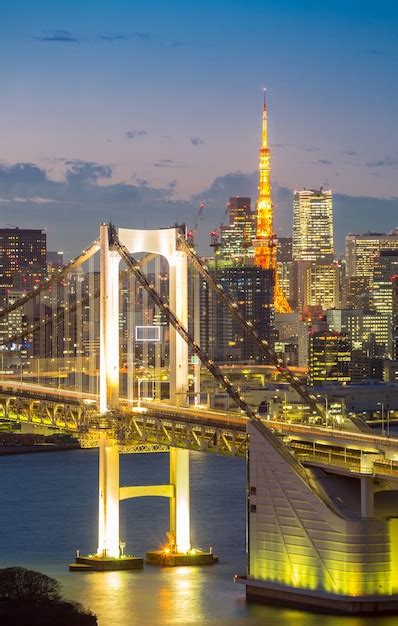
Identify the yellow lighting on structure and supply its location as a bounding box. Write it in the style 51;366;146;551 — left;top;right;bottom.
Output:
254;91;291;314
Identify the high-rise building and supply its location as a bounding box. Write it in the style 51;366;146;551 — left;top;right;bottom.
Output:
302;262;340;312
0;227;47;289
276;237;293;306
308;329;351;386
293;188;334;262
327;309;363;350
200;265;274;362
274;311;308;367
345;230;398;288
220;197;256;264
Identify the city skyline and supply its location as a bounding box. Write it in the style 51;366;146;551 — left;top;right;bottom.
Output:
1;0;398;258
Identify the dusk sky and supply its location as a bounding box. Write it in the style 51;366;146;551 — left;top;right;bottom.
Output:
1;0;398;256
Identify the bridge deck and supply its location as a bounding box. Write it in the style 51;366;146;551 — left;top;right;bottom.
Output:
1;381;398;478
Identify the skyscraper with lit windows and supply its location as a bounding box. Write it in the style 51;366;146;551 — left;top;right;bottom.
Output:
293;188;334;262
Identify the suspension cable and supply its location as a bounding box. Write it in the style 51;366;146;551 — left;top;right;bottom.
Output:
177;232;325;420
0;240;100;321
112;228;311;477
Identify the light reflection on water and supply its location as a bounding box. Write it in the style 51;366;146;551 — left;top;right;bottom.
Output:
0;449;397;625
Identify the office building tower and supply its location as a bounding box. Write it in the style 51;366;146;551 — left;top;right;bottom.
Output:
276;237;293;306
200;265;274;362
274;311;308;367
308;329;351;386
0;227;47;289
293;188;334;262
327;309;364;350
47;251;64;275
220;197;256;264
345;230;398;289
362;312;392;358
303;262;340;311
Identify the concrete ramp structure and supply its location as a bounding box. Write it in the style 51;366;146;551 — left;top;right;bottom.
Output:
238;420;398;614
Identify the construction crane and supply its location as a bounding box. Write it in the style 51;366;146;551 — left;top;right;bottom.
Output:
186;202;205;247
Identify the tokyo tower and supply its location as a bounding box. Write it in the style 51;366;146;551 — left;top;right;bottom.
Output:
254;90;291;313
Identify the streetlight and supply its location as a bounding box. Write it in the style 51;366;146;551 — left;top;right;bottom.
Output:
377;402;385;436
317;394;329;427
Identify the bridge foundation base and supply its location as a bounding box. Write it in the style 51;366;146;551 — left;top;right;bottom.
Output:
69;555;144;572
235;577;398;615
146;549;218;567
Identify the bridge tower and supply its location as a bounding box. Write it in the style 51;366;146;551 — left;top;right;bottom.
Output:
95;223;195;564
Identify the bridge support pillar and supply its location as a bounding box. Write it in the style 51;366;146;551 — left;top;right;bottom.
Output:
169;447;191;553
360;477;374;519
169;252;188;406
97;432;120;558
100;223;120;413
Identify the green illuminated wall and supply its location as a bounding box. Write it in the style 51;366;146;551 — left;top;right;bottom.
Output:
247;421;398;597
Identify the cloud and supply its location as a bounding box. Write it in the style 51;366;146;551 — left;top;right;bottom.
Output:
342;150;358;156
303;146;320;153
64;160;112;185
0;160;189;256
190;137;204;147
366;158;398;168
133;32;151;40
154;159;174;168
37;30;80;43
1;162;397;259
318;159;332;165
126;130;148;140
98;33;129;42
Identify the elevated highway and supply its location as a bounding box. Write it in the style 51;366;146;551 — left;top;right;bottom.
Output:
1;380;398;479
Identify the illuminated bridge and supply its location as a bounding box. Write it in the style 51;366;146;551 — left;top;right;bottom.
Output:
1;223;398;613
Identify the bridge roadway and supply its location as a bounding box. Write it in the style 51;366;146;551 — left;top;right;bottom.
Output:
1;380;398;478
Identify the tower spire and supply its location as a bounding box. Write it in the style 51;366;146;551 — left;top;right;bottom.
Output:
254;89;273;268
262;88;267;149
254;90;292;313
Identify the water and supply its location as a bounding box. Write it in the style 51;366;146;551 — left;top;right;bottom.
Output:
0;450;396;626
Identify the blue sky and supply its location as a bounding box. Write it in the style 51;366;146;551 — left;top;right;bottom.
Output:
0;0;397;255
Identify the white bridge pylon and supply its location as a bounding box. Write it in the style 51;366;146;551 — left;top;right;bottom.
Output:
99;222;188;412
97;223;191;557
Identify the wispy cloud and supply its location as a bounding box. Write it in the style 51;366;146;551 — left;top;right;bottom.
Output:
133;32;151;40
37;30;81;43
303;146;320;153
190;137;204;147
318;159;332;165
365;48;385;56
154;159;174;168
98;33;129;42
126;130;148;140
366;157;398;168
342;150;358;156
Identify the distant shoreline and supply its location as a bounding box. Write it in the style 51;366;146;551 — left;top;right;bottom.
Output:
0;443;81;456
